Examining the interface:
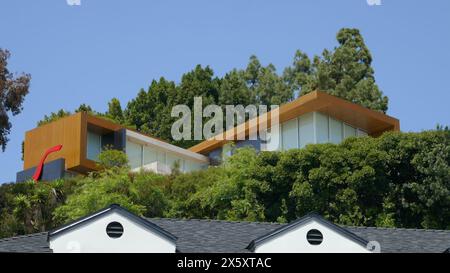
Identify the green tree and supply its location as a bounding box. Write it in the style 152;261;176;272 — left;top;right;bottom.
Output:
97;148;129;170
106;98;124;123
244;55;292;105
0;179;76;237
0;49;31;151
283;28;388;112
173;65;220;147
124;77;177;142
124;67;221;147
166;148;272;222
218;69;254;106
52;168;170;224
75;103;94;114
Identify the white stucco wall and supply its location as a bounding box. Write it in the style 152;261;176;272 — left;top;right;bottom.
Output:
254;219;371;253
49;211;176;253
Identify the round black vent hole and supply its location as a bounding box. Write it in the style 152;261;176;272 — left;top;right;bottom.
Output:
106;222;123;239
306;229;323;245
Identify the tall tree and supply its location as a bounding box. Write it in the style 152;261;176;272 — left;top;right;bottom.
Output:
124;77;178;142
218;69;254;106
124;67;221;147
106;98;123;123
176;65;220;107
0;49;31;151
283;28;388;112
145;77;177;141
244;55;292;106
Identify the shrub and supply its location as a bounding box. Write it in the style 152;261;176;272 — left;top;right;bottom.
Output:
97;148;129;169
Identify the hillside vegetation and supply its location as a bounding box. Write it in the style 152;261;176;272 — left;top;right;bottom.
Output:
1;130;449;238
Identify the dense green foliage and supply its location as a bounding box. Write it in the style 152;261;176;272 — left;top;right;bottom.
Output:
1;130;449;239
0;179;78;236
165;130;450;228
35;28;388;149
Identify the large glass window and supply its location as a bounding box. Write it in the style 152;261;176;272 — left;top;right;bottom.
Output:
126;140;142;170
315;112;329;144
261;127;280;151
87;130;102;161
344;123;357;139
167;154;183;171
184;160;207;172
299;112;314;148
157;150;166;166
184;160;194;172
281;118;299;150
357;129;368;137
329;117;343;144
143;146;157;166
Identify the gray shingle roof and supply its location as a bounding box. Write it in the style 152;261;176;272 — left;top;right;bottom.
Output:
346;226;450;253
0;232;51;253
1;218;449;253
149;218;282;253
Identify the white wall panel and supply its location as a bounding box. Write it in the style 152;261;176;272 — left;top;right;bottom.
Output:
282;118;299;150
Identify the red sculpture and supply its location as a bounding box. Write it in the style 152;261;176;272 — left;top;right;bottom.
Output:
32;144;63;182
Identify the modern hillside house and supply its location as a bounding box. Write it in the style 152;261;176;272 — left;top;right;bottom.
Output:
0;204;449;253
188;91;399;163
16;91;400;182
17;112;210;182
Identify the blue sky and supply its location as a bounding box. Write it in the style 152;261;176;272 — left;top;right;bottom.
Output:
1;0;449;182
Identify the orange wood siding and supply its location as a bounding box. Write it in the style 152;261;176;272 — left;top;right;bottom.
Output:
22;112;169;174
23;113;84;170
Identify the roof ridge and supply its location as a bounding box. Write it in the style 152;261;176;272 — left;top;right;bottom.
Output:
344;225;450;233
147;217;284;226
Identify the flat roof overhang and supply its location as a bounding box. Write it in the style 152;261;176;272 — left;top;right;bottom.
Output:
188;90;400;155
79;114;209;172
